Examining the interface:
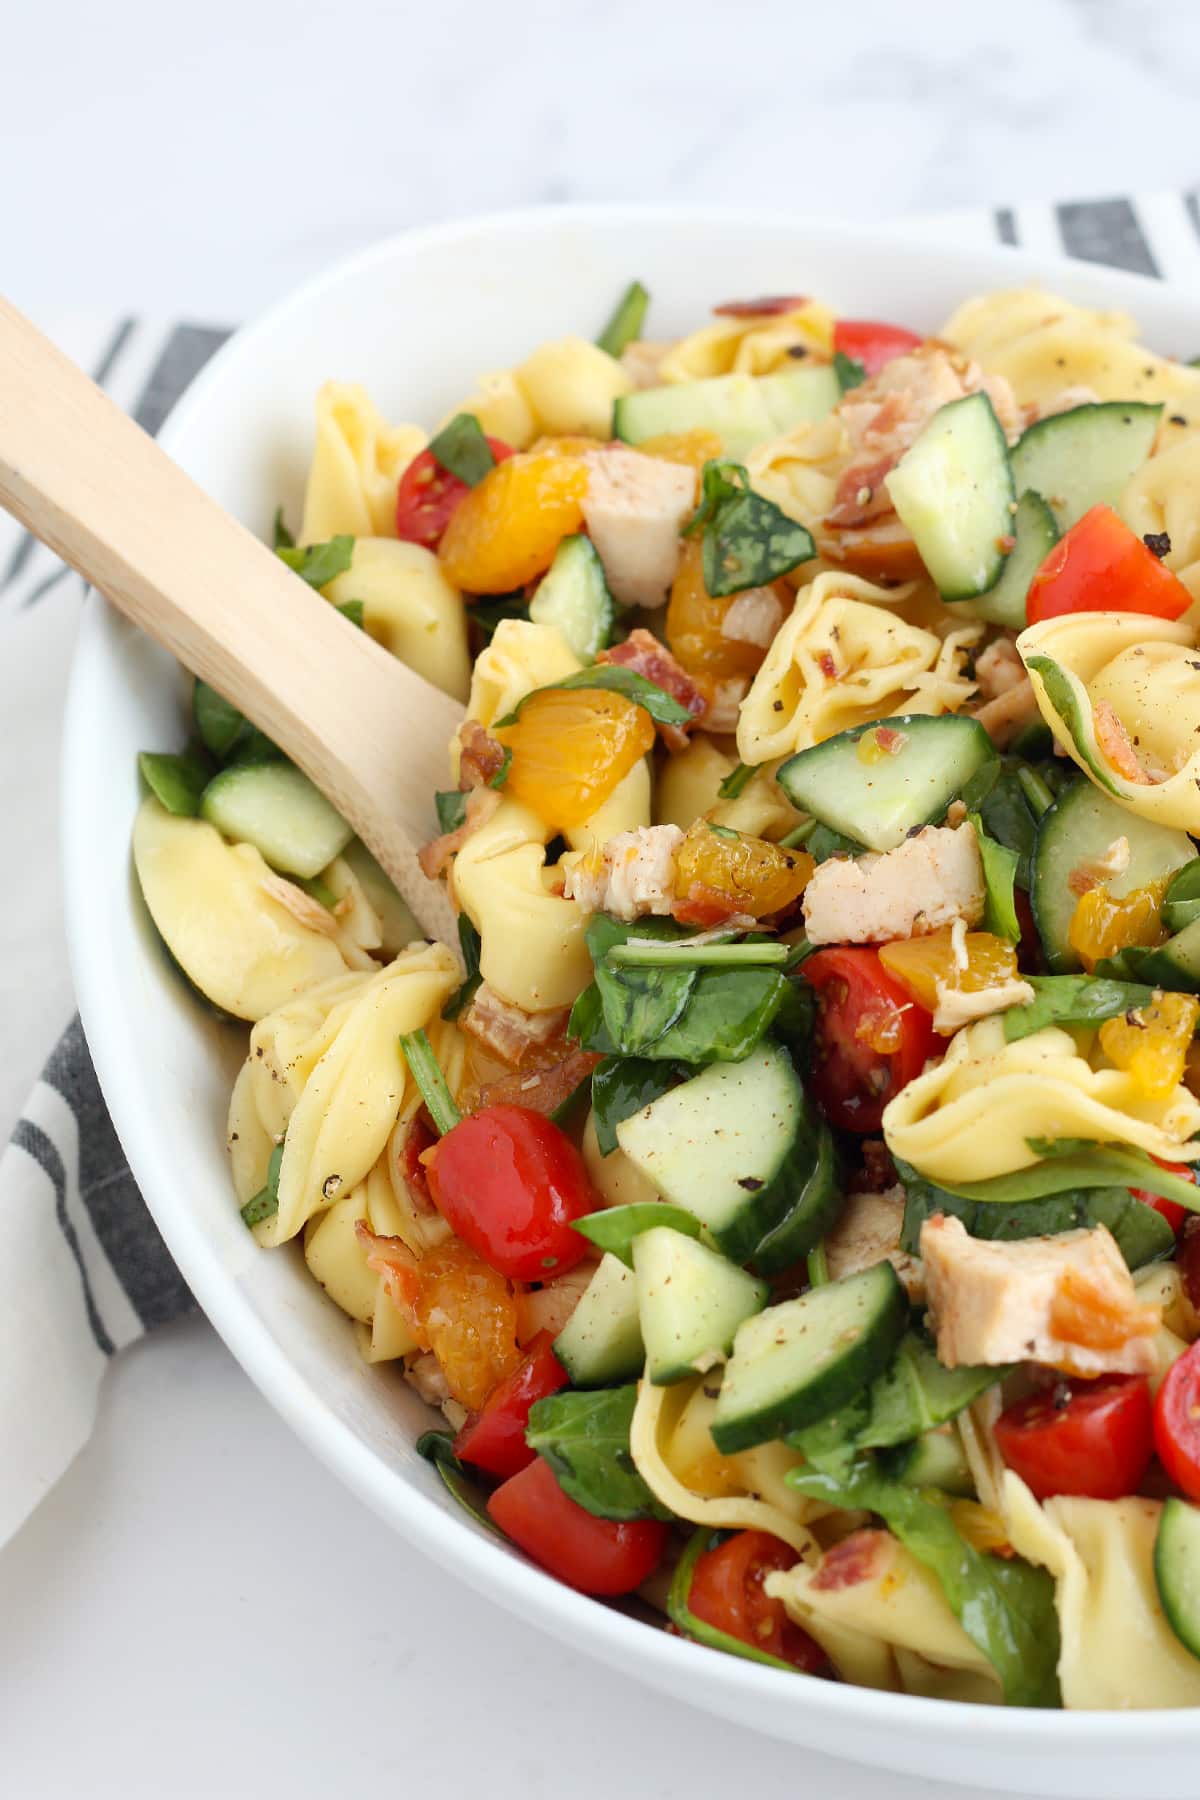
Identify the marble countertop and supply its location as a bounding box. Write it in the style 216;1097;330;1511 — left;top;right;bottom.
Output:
5;2;1200;1795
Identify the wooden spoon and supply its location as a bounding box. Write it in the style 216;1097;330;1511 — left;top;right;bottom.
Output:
0;295;465;945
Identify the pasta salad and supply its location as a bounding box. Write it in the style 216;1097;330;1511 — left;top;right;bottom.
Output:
135;280;1200;1708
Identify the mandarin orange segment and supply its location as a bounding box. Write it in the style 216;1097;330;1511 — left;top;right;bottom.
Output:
495;686;655;831
1098;991;1200;1098
1067;879;1170;974
672;819;813;920
879;929;1019;1012
411;1238;521;1411
637;428;724;477
438;450;588;592
665;538;773;680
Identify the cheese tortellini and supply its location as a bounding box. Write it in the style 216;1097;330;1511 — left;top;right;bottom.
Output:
1121;430;1200;604
321;537;471;702
745;414;847;530
299;381;426;542
883;1015;1200;1185
460;618;581;740
657;299;834;383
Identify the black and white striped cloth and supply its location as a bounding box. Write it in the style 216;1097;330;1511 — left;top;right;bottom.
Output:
2;193;1198;1546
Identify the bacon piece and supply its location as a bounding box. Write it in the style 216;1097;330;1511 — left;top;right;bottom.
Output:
826;453;899;528
355;1224;429;1346
1094;699;1152;784
395;1113;438;1215
458;720;509;789
597;628;705;752
713;294;809;318
461;982;571;1069
810;1529;890;1592
475;1046;602;1118
417;786;502;880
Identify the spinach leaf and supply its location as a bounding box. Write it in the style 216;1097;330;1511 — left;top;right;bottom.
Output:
806;822;865;863
792;1333;1002;1473
276;533;355;589
526;1387;673;1521
591;1056;686;1155
1165;860;1200;934
434;790;468;834
442;915;483;1022
241;1141;283;1227
1003;975;1157;1042
468;593;530;640
787;1460;1062;1708
597;961;698;1054
416;1431;504;1537
684;459;816;598
574;1201;702;1265
138;744;212;817
495;665;693;731
833;350;867;392
898;1171;1176;1269
970;812;1020;941
336;598;365;629
568;981;617;1055
272;507;295;550
193;679;249;761
895;1144;1200;1210
960;758;1040;889
428;412;496;487
649;967;788;1062
596;279;650;358
771;977;815;1062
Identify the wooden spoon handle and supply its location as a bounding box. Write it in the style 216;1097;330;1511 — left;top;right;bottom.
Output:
0;295;462;942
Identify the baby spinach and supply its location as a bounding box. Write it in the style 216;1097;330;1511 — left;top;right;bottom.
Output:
596;279;650;358
525;1386;672;1522
574;1201;702;1266
898;1170;1176;1269
806;822;865;863
833;350;867;392
897;1144;1200;1210
590;1056;687;1154
427;412;496;487
138;745;212;817
494;665;693;731
240;1141;283;1227
276;533;355;589
442;915;483;1022
1165;861;1200;934
668;1528;800;1671
1003;974;1158;1042
960;757;1040;889
468;593;530;640
970;812;1020;941
648;966;788;1062
416;1431;504;1537
684;458;816;598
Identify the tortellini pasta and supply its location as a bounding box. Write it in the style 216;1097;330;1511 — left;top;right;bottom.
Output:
883;1015;1200;1185
736;572;977;766
299;381;426;542
653;735;798;840
1018;609;1200;832
1121;432;1200;604
746;413;848;529
582;1111;662;1209
657;299;834;383
451;367;538;449
460;618;581;740
321;537;471;702
563;758;651;854
514;336;632;438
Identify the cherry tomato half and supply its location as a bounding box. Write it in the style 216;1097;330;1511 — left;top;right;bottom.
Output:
1155;1341;1200;1500
487;1456;668;1595
687;1530;826;1671
452;1332;568;1480
426;1103;598;1282
1025;504;1191;627
394;436;514;549
1132;1157;1196;1238
832;319;923;377
994;1375;1154;1500
803;947;935;1134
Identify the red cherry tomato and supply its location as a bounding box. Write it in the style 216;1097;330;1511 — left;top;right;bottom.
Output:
394;436;514;549
687;1530;826;1671
1155;1341;1200;1500
832;319;923;377
487;1456;668;1595
1132;1157;1196;1238
452;1332;568;1480
1025;504;1191;627
994;1375;1154;1500
426;1104;598;1282
803;947;936;1133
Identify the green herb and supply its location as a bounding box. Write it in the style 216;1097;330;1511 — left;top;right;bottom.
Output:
434;790;468;834
494;665;693;731
241;1141;283;1227
427;412;497;487
960;757;1040;889
717;761;755;800
1003;974;1158;1042
138;745;212;817
833;350;867;391
790;1333;1002;1472
787;1460;1061;1707
806;822;865;863
399;1028;462;1136
969;812;1021;941
667;1528;800;1671
897;1143;1200;1211
1165;861;1200;934
806;1241;829;1288
590;1055;686;1155
707;821;739;842
898;1168;1177;1269
525;1387;673;1522
1016;764;1055;819
684;459;816;598
573;1202;702;1266
336;598;365;629
416;1431;503;1536
193;680;248;760
779;819;817;849
276;533;355;589
489;746;513;789
442;915;483;1022
605;940;789;970
468;594;530;640
272;507;295;550
596;280;650;358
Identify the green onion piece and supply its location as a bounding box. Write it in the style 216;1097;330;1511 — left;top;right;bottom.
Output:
605;940;788;970
782;937;815;971
778;819;817;849
273;507;295;550
596;280;650;358
1016;765;1056;819
427;413;496;487
400;1028;462;1136
241;1142;284;1227
277;534;355;589
806;1240;829;1288
717;761;755;800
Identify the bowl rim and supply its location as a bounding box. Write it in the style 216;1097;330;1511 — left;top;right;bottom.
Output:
62;200;1200;1745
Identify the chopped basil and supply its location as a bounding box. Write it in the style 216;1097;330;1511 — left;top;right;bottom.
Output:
399;1028;462;1136
138;744;212;817
833;350;867;391
684;458;816;598
573;1201;702;1266
494;664;692;730
717;760;755;800
442;915;483;1022
525;1387;673;1522
241;1141;283;1227
596;280;650;358
276;533;355;589
1003;974;1158;1042
427;412;496;487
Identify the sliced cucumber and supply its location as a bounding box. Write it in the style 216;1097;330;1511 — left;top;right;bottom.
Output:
968;490;1059;630
613;364;839;460
777;714;996;854
1154;1496;1200;1662
339;838;420;957
711;1262;909;1453
1133;918;1200;993
884;392;1015;600
200;761;354;879
1031;777;1197;973
1165;861;1200;936
1011;401;1162;533
528;533;616;660
752;1118;842;1276
633;1227;767;1384
891;1423;975;1497
553;1252;644;1387
615;1044;813;1263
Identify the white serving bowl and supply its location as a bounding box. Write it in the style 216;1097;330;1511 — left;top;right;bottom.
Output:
62;206;1200;1797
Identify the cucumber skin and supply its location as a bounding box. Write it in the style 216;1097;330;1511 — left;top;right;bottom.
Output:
966;489;1059;630
885;391;1014;601
1011;401;1162;532
751;1120;841;1275
1154;1496;1200;1661
554;1253;644;1388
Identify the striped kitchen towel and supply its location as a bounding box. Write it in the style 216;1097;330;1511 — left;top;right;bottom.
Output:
2;191;1198;1548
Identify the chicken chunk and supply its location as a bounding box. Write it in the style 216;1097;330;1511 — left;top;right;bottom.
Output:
920;1215;1161;1378
824;1185;924;1301
562;824;682;921
581;448;695;610
802;824;985;946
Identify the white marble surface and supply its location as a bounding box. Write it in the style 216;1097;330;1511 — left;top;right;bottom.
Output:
6;2;1200;1794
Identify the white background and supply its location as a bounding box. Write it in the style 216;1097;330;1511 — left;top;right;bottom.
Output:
5;2;1200;1795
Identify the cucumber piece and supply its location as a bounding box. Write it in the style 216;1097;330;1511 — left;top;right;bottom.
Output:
528;534;616;659
758;365;842;433
553;1252;644;1387
613;364;838;460
138;748;210;817
615;1044;813;1263
752;1118;841;1276
1031;778;1197;973
885;392;1015;600
891;1423;975;1497
1165;861;1200;935
1011;401;1162;532
711;1262;909;1453
1133;917;1200;993
1154;1496;1200;1661
339;839;421;957
634;1227;767;1384
199;761;354;879
777;713;996;853
968;490;1059;629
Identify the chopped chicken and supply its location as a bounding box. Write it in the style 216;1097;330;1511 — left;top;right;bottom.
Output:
700;674;750;734
802;824;985;946
581;448;695;609
973;637;1025;701
824;1185;924;1301
563;824;683;920
460;981;570;1068
970;675;1040;749
405;1351;451;1407
721;586;785;649
597;628;705;751
920;1215;1161;1377
931;977;1036;1036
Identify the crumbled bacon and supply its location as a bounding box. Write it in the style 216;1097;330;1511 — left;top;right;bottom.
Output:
713;294;808;318
1094;700;1152;784
458;720;509;789
356;1224;428;1345
395;1114;438;1215
849;1138;899;1195
417;786;502;879
826;453;898;528
461;982;571;1069
810;1529;889;1592
597;628;705;752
